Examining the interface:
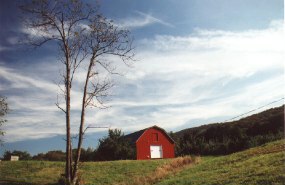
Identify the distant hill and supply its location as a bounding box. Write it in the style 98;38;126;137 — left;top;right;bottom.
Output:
173;105;284;155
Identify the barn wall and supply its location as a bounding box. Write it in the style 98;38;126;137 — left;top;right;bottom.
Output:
136;128;175;160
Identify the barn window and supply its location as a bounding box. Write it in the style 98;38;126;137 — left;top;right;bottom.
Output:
152;133;158;141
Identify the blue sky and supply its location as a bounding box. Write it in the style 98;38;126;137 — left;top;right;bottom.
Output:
0;0;284;156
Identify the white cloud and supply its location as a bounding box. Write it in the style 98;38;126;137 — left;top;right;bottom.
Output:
7;37;19;45
0;62;113;142
1;20;284;142
0;45;10;52
0;65;59;91
134;20;283;78
106;19;284;131
115;11;174;29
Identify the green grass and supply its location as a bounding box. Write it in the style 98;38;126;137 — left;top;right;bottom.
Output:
155;139;285;185
0;160;64;185
80;159;173;185
0;158;173;185
0;140;284;185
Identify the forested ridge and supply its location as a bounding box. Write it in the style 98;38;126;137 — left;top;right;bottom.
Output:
173;105;284;155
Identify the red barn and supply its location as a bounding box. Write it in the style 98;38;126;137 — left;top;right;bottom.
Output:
124;125;175;160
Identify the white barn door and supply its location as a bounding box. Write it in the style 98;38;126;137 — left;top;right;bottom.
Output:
150;145;163;159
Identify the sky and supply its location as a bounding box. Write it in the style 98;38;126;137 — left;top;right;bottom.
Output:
0;0;284;156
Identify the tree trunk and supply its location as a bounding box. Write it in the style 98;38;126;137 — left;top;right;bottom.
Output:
65;61;72;183
62;27;72;181
72;59;94;183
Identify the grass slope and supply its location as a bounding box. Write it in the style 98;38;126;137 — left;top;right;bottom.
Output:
155;139;285;185
0;140;283;185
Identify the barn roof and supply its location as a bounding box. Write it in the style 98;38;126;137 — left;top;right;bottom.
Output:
123;125;175;144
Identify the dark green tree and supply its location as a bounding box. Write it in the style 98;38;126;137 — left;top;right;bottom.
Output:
95;129;135;161
79;147;95;162
33;150;66;161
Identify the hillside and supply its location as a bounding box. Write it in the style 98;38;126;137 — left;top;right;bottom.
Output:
173;105;284;155
155;139;285;185
0;140;283;185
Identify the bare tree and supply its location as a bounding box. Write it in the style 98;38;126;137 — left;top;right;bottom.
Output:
20;1;134;184
0;96;9;143
72;15;133;181
20;1;91;182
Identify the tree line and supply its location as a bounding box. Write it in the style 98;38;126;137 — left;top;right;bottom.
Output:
2;129;135;162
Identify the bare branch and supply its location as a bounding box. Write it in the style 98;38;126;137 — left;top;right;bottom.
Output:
56;95;66;113
82;125;109;135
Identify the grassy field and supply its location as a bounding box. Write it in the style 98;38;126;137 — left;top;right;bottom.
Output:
155;139;285;185
0;159;163;185
0;156;196;185
0;140;284;185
